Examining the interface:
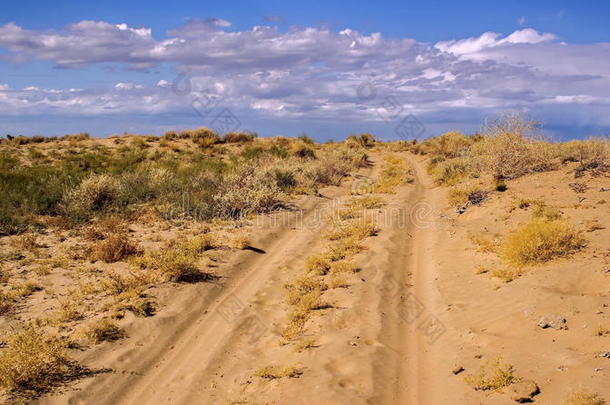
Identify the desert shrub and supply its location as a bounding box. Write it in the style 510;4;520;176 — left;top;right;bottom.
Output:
564;391;606;405
182;127;220;147
447;186;487;207
560;138;610;171
223;131;256;143
291;142;316;159
351;150;369;168
82;217;127;240
502;217;585;266
470;114;557;180
133;238;206;282
346;133;376;148
214;166;281;218
465;357;518;390
0;325;75;393
427;131;472;158
61;174;125;221
91;233;140;263
302;152;352;186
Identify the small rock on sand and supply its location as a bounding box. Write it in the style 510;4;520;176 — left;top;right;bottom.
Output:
537;315;568;330
510;380;540;403
451;365;465;375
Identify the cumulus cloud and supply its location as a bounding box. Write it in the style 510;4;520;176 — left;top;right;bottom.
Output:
0;20;609;137
435;28;557;58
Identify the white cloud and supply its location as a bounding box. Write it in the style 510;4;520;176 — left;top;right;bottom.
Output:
115;82;142;90
0;21;608;136
435;28;557;58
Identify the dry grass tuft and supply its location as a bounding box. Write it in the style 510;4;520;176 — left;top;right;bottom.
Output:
595;325;610;337
346;196;384;210
465;356;519;391
91;233;140;263
0;325;75;393
491;267;522;283
502;217;586;266
327;273;350;288
327;218;377;241
229;233;250;250
254;365;301;379
82;319;126;344
132;237;210;283
329;260;358;274
305;255;331;276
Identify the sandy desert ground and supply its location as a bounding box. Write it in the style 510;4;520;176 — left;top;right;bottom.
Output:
0;128;609;404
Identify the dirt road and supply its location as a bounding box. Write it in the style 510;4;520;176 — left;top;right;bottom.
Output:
40;153;468;405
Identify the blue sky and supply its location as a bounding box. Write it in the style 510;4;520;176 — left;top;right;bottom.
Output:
1;0;609;140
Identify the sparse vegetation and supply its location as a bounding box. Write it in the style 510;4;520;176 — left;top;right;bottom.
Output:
2;122;608;400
